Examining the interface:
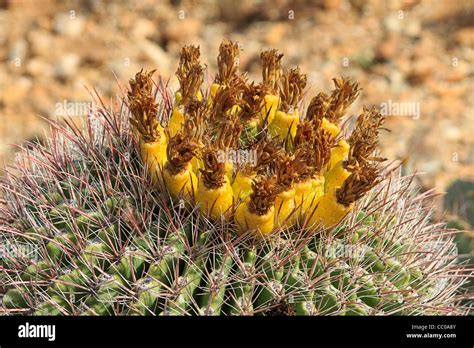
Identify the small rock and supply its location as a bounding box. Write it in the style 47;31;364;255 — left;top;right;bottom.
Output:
454;27;474;46
264;23;287;45
384;13;403;33
322;0;341;10
25;58;53;77
132;18;156;39
443;126;462;141
1;77;32;104
163;18;201;44
405;19;421;38
375;34;400;61
53;13;85;37
8;39;27;61
54;54;81;81
406;60;433;85
388;69;405;92
27;30;54;56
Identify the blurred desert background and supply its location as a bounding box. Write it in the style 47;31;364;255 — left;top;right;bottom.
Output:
0;0;473;260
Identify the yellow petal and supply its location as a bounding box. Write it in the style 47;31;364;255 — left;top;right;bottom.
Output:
321;117;341;138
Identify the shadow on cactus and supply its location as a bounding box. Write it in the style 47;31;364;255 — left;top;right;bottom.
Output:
1;40;471;316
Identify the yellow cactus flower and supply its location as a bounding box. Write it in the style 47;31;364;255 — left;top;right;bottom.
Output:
126;42;385;243
311;163;381;229
140;131;167;184
195;147;234;220
175;90;203;105
162;133;199;202
321;117;341;138
293;175;325;221
307;188;352;229
169;104;185;137
328;139;350;171
127;70;168;185
210;83;220;99
232;171;255;202
191;156;204;173
324;160;351;192
235;176;277;238
163;162;197;202
274;187;296;228
169;46;204;137
269;109;299;140
235;203;275;237
225;160;234;182
259;49;283;125
269;67;307;140
196;177;233;220
258;94;280;124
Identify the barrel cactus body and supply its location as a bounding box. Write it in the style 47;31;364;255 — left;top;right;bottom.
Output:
0;41;471;316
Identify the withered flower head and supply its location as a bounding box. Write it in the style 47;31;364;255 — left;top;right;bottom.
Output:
275;154;297;190
279;67;307;113
294;120;316;147
336;163;381;206
165;132;198;175
326;77;361;122
200;145;226;189
293;149;314;180
261;49;283;94
314;129;334;171
176;45;201;79
211;83;242;120
346;106;386;168
248;175;277;215
255;139;283;174
239;82;265;122
128;68;155;96
294;127;332;178
306;92;330;127
215;39;241;85
177;63;204;104
183;99;209;143
128;69;161;143
217;116;242;149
